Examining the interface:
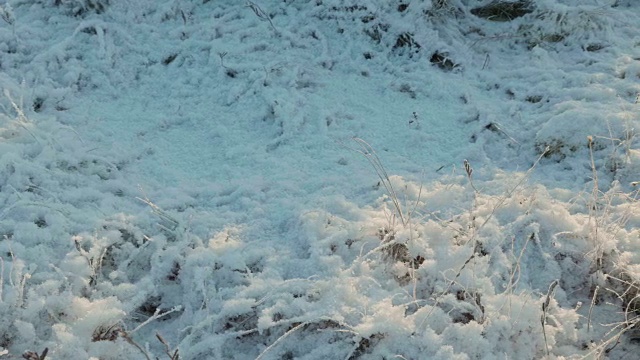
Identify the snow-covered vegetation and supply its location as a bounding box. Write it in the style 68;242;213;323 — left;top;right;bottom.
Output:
0;0;639;359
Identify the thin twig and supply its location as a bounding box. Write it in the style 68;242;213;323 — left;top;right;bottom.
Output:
156;332;180;360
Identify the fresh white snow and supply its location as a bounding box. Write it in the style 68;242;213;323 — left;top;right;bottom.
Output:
0;0;639;359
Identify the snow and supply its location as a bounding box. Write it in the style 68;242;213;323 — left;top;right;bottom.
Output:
0;0;639;359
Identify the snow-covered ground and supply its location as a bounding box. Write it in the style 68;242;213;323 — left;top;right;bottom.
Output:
1;0;639;359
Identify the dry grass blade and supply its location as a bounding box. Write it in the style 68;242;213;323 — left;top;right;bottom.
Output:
352;137;408;226
256;322;307;360
463;159;478;193
136;186;180;232
541;279;559;357
587;285;598;333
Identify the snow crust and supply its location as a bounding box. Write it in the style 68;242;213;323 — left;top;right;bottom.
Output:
0;0;639;358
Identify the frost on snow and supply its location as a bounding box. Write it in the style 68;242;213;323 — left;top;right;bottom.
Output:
0;0;639;359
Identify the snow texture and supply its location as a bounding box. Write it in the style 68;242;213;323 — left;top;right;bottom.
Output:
0;0;639;359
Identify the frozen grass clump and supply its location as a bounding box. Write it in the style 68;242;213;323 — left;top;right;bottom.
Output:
0;1;639;359
470;0;533;22
273;165;640;358
48;0;110;17
0;84;161;358
519;2;617;49
534;102;625;161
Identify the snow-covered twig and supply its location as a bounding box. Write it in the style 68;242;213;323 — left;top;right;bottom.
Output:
541;279;559;357
130;305;183;335
246;1;277;33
